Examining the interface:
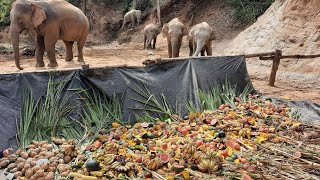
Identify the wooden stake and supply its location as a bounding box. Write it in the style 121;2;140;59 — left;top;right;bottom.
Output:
269;49;281;86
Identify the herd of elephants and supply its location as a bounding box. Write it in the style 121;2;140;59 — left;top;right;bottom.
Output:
9;0;216;70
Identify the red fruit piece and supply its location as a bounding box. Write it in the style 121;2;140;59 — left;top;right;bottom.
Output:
94;141;102;148
161;143;168;150
239;157;248;164
210;119;217;125
149;144;156;151
185;125;191;131
163;129;169;136
180;128;188;135
233;143;240;150
195;140;203;147
85;144;92;151
241;174;253;180
160;153;170;163
135;156;142;163
221;150;228;157
225;139;236;147
141;122;149;128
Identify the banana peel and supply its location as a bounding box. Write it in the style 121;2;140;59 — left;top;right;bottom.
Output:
90;171;104;177
69;172;98;180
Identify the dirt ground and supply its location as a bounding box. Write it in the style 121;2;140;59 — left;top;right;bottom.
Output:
0;34;319;104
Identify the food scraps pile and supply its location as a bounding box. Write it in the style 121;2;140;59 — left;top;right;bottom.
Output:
0;96;319;180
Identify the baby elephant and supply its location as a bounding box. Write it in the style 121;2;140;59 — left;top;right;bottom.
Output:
120;9;142;30
143;23;162;49
189;22;216;57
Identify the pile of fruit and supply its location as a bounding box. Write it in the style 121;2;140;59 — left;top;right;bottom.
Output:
0;95;319;180
70;96;320;179
0;139;77;179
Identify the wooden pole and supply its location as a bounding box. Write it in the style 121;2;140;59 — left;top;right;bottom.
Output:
269;49;282;86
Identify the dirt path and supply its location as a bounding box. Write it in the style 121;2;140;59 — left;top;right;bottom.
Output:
0;36;319;104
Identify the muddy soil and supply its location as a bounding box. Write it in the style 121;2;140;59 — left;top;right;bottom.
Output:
0;35;319;104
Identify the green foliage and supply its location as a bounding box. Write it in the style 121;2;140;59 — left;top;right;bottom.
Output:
18;75;124;148
187;81;254;113
66;0;82;8
129;83;175;122
227;0;274;23
0;0;13;28
18;76;81;148
131;0;155;13
80;90;123;143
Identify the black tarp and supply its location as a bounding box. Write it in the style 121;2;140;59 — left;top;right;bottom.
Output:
0;56;319;150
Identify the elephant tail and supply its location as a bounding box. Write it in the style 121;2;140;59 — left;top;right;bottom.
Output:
192;38;206;57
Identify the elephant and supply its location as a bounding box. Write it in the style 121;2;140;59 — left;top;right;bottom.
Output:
120;9;142;31
143;23;162;49
161;18;188;58
9;0;90;70
188;22;216;57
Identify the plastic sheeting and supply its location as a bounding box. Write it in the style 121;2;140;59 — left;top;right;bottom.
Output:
0;56;318;150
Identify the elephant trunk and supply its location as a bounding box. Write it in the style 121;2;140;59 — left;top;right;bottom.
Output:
10;30;23;70
171;37;182;58
193;39;206;57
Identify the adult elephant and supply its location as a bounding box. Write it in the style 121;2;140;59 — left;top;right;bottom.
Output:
143;23;162;49
188;22;216;57
10;0;89;70
162;18;188;58
120;9;142;31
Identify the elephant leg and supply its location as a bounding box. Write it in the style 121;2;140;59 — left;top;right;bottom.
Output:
120;19;126;30
35;35;45;67
77;36;87;63
201;50;206;56
143;34;147;49
188;38;193;56
205;42;213;56
192;40;198;57
63;40;74;61
167;38;172;58
131;16;135;29
152;37;157;49
44;36;58;67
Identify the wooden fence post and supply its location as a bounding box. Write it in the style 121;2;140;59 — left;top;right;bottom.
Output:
269;49;282;86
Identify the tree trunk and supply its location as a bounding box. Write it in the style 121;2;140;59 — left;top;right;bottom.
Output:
157;0;161;24
82;0;87;15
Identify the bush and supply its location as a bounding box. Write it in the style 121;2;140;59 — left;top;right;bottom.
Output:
227;0;274;23
0;0;13;29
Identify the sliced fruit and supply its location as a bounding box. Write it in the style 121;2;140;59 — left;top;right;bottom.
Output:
160;153;170;163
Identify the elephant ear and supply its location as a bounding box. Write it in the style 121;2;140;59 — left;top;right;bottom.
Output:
210;30;216;41
161;23;169;38
31;3;46;28
182;25;189;36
